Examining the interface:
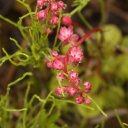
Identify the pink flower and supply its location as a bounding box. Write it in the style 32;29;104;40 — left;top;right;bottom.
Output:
37;0;43;7
75;95;83;104
69;71;78;80
57;72;66;81
57;1;65;9
51;50;58;57
50;16;59;25
36;0;93;105
46;61;53;68
56;55;66;64
84;97;91;105
67;87;77;96
55;86;67;96
83;82;91;90
58;26;73;42
55;87;62;95
71;34;79;42
37;10;47;20
62;16;72;26
51;2;58;11
69;46;83;63
73;78;80;86
58;26;79;45
52;59;64;70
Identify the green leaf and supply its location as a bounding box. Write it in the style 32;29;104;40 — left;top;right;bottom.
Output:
102;24;122;53
102;54;128;80
102;86;124;108
115;55;128;80
47;112;60;127
122;36;128;47
72;0;90;8
103;24;122;44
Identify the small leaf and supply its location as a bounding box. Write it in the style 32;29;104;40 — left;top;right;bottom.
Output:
122;36;128;47
72;0;90;8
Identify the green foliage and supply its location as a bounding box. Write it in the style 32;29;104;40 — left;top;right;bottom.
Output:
72;0;90;9
102;25;122;54
122;36;128;47
70;0;90;16
0;0;127;127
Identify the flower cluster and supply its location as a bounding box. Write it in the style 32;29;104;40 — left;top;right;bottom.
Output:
47;46;92;105
37;0;92;105
37;0;66;30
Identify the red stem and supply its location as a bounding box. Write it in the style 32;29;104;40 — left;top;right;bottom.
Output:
76;28;102;46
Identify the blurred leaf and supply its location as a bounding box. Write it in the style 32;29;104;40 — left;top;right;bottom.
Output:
48;124;60;128
87;40;99;57
102;54;128;80
38;109;60;128
121;36;128;47
102;56;115;74
47;112;60;128
77;96;105;118
102;24;122;53
31;109;47;127
102;86;124;108
115;54;128;80
49;76;58;91
103;24;122;44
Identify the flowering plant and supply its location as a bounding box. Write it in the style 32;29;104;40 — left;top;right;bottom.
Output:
36;0;104;105
0;0;113;127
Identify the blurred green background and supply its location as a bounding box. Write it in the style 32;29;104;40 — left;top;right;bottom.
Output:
0;0;128;127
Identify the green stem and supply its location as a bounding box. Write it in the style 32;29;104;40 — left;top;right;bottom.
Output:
70;6;82;16
115;110;125;128
95;124;100;128
17;12;35;42
8;72;32;87
1;72;32;106
10;38;23;50
99;0;105;24
2;48;20;66
53;10;62;48
101;118;105;128
16;0;32;15
29;92;53;127
89;96;107;117
122;123;128;127
57;77;65;97
77;11;93;29
48;97;94;110
23;82;31;128
0;15;17;27
2;108;27;112
47;98;55;116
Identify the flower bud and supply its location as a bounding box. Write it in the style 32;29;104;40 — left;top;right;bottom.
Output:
57;1;65;8
69;71;78;80
75;95;83;104
50;16;59;25
83;82;91;90
37;0;43;7
67;87;77;96
52;59;63;70
84;97;91;105
37;10;47;20
51;2;58;11
62;16;72;26
51;50;58;57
